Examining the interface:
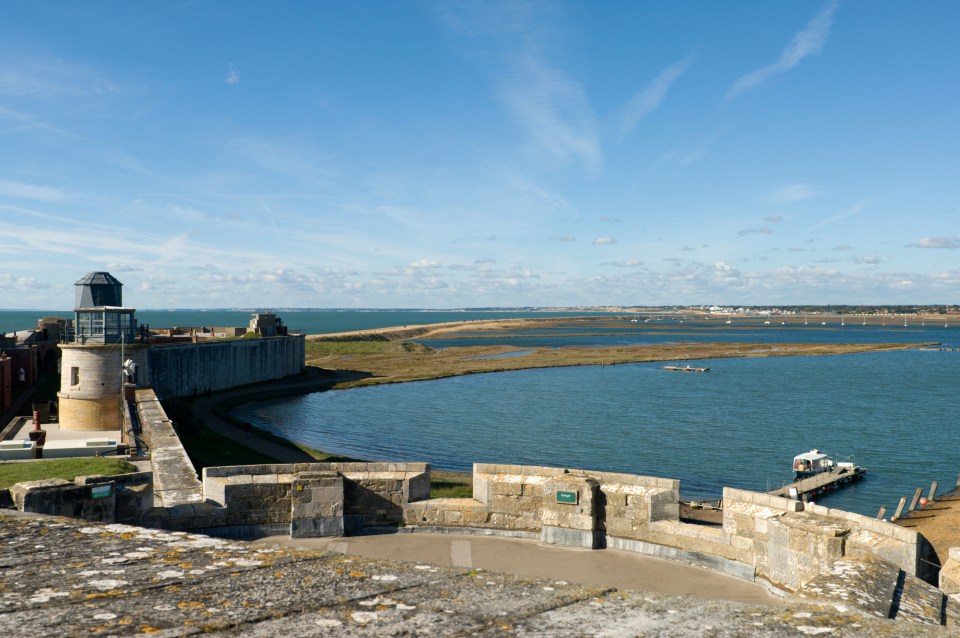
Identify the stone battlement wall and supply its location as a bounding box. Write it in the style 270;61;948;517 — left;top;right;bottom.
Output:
145;335;305;399
200;462;430;537
405;465;926;593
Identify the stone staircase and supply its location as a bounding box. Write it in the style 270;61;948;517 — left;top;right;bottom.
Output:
797;556;960;625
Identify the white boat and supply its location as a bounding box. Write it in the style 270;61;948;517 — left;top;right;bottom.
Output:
792;449;836;478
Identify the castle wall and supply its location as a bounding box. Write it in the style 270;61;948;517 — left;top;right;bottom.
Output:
404;465;923;592
145;335;304;399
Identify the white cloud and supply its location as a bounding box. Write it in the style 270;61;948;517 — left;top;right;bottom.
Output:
832;244;851;251
105;263;143;273
852;255;881;265
909;236;960;250
592;237;616;245
763;215;784;223
550;235;576;242
726;0;839;100
408;259;441;269
602;258;643;267
618;56;695;139
226;64;240;85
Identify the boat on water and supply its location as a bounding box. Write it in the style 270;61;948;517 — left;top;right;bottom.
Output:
772;449;867;499
792;449;836;478
662;364;710;372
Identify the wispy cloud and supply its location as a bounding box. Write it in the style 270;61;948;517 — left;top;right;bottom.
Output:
438;1;601;174
810;200;866;232
832;244;852;251
765;182;819;205
736;227;773;237
763;215;784;223
592;236;616;245
726;0;839;101
0;179;64;202
618;56;694;139
909;236;960;249
550;235;576;242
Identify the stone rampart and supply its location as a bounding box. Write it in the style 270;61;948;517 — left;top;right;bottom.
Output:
402;464;924;593
145;334;304;399
8;472;153;524
200;462;430;537
134;388;203;509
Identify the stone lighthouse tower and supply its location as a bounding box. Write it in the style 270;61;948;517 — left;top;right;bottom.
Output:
57;272;145;431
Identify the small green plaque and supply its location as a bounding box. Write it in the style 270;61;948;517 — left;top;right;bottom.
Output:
555;490;578;505
90;485;113;500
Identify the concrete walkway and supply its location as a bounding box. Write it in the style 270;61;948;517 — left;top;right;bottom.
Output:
255;531;784;607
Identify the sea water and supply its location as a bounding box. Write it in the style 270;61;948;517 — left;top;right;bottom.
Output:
0;309;606;336
5;309;957;517
233;320;960;518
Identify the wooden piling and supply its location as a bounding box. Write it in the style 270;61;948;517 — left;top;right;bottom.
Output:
909;488;923;512
928;481;939;502
892;497;907;521
876;506;887;520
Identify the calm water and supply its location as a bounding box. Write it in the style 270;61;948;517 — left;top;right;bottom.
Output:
234;322;960;518
7;307;957;517
0;309;607;336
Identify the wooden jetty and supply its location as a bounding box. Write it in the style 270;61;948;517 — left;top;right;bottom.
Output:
662;365;710;372
767;465;866;500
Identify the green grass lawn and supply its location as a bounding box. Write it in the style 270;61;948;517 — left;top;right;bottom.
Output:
429;479;473;499
175;426;278;470
0;457;137;489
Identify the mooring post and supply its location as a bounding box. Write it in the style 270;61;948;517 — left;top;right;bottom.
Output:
876;506;887;520
892;497;907;521
909;488;923;512
929;481;939;502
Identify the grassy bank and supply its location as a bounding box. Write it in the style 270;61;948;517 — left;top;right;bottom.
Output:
0;457;137;489
305;338;931;389
163;394;472;498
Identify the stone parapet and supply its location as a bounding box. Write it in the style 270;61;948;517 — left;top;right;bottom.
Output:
135;388;203;509
941;547;960;595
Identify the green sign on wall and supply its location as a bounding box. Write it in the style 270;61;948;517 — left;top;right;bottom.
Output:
555;490;578;505
90;485;113;500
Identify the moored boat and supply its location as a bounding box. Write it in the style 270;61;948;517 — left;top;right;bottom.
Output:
792;449;835;478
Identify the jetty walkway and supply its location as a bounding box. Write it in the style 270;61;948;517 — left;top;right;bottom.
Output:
766;466;866;500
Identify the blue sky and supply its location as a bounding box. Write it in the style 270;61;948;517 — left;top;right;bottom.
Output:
1;1;959;309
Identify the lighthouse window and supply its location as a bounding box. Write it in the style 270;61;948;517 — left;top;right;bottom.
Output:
70;367;79;386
